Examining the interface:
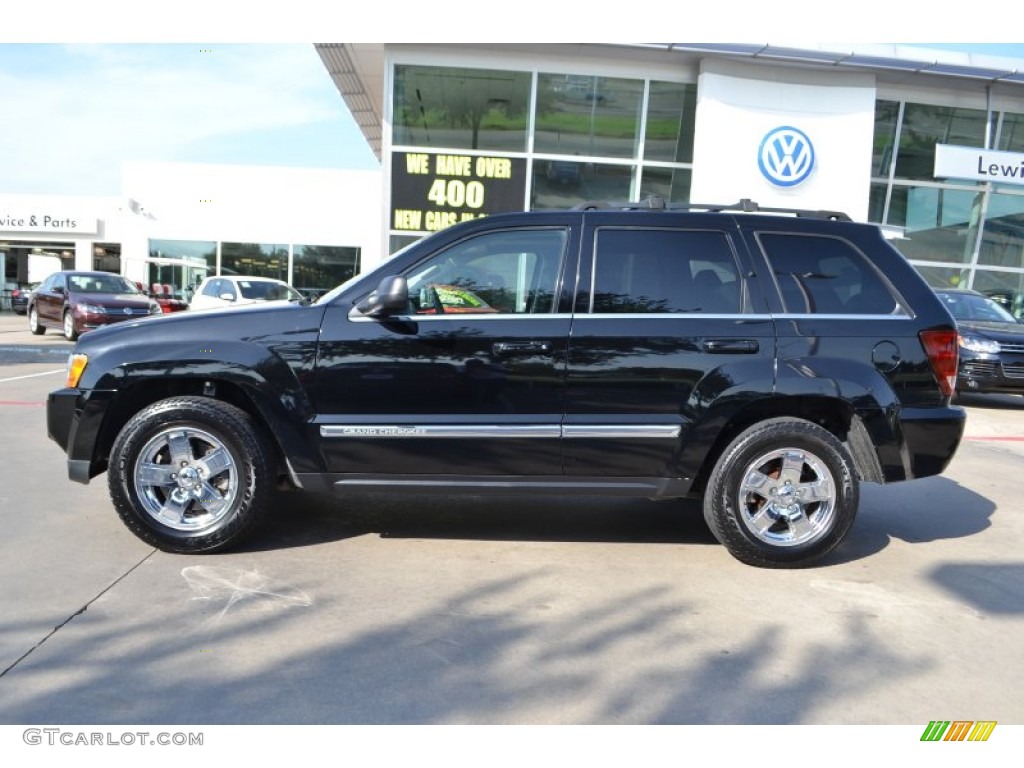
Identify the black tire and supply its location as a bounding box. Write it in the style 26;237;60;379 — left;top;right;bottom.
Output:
28;305;45;335
108;397;274;553
62;310;79;341
703;417;858;568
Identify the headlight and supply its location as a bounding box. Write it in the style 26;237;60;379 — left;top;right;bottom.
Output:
66;354;88;388
149;302;163;315
77;303;106;315
958;335;1001;354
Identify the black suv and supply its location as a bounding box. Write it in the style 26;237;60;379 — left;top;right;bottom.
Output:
46;200;965;568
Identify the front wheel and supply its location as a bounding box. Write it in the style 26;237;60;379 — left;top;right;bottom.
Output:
108;397;274;553
29;306;45;335
63;310;79;341
703;417;858;568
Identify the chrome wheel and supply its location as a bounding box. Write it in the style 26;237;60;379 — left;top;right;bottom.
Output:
132;425;240;533
737;447;836;547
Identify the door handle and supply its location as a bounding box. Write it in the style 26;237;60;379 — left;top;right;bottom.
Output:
492;341;552;356
701;339;759;354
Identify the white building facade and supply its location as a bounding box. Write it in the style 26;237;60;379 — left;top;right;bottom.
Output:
2;162;383;305
317;43;1024;313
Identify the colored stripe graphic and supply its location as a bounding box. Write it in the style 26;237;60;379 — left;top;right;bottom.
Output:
945;721;974;741
920;720;996;741
921;721;950;741
968;721;997;741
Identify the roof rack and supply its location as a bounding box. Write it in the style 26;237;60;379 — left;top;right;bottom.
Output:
572;196;852;221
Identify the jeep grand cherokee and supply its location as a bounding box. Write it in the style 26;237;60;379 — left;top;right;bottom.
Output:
47;200;965;568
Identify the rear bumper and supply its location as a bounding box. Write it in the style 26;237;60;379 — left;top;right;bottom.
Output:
896;405;966;480
47;387;116;484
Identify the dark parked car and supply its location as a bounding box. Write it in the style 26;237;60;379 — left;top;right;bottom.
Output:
9;282;37;314
47;200;965;568
935;288;1024;395
28;271;162;341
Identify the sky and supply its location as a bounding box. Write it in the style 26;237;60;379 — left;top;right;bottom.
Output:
3;3;1024;197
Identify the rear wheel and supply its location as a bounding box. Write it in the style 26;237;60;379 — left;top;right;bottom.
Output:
108;397;274;553
28;306;45;335
703;417;858;568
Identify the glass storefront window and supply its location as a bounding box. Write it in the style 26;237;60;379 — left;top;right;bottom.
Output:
148;239;215;301
534;73;643;159
644;82;696;163
639;166;691;204
393;65;531;152
894;103;987;181
221;242;288;281
531;161;635;210
868;182;889;224
389;234;421;256
998;111;1024;153
884;185;983;265
908;263;970;290
971;268;1024;318
977;192;1024;268
293;245;360;299
872;100;900;178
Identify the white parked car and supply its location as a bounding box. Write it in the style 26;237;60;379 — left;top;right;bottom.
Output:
189;276;306;311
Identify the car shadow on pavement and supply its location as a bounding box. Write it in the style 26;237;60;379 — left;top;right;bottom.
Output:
239;491;718;554
824;476;996;566
239;475;996;567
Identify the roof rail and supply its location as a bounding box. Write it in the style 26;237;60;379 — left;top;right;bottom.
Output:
572;196;852;221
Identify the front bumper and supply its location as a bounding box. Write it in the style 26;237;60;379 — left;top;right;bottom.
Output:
47;387;117;484
957;355;1024;394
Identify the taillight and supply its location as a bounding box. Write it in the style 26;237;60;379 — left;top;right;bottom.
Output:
920;329;959;398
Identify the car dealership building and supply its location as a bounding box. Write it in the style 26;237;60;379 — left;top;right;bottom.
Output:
6;43;1024;313
1;162;381;306
316;43;1024;311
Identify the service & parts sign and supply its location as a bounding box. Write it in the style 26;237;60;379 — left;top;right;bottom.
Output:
391;151;527;233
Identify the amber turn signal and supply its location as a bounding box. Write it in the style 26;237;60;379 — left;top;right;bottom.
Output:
66;354;89;388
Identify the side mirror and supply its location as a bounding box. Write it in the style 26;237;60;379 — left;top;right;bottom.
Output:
219;292;235;302
357;275;409;318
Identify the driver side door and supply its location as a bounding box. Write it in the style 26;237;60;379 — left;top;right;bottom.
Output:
311;225;577;480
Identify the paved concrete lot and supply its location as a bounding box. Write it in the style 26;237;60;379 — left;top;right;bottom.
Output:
1;311;1022;725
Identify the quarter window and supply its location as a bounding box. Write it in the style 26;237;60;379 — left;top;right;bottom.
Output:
759;233;902;315
591;228;742;314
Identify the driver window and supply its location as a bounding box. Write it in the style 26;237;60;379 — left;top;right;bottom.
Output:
405;229;566;315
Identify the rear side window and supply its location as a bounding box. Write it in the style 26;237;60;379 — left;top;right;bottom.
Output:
591;228;742;314
759;233;903;315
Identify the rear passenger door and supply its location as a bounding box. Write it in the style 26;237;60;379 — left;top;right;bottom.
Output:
563;213;776;485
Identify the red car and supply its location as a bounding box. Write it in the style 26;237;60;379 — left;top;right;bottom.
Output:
142;282;189;314
28;271;163;341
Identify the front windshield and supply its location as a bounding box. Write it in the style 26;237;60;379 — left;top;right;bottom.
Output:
69;274;142;294
938;292;1017;323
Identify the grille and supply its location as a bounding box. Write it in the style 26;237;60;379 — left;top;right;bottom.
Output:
1002;362;1024;379
961;360;998;377
999;342;1024;354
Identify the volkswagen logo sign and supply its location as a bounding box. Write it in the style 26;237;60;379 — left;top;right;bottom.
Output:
123;307;132;315
758;126;815;187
